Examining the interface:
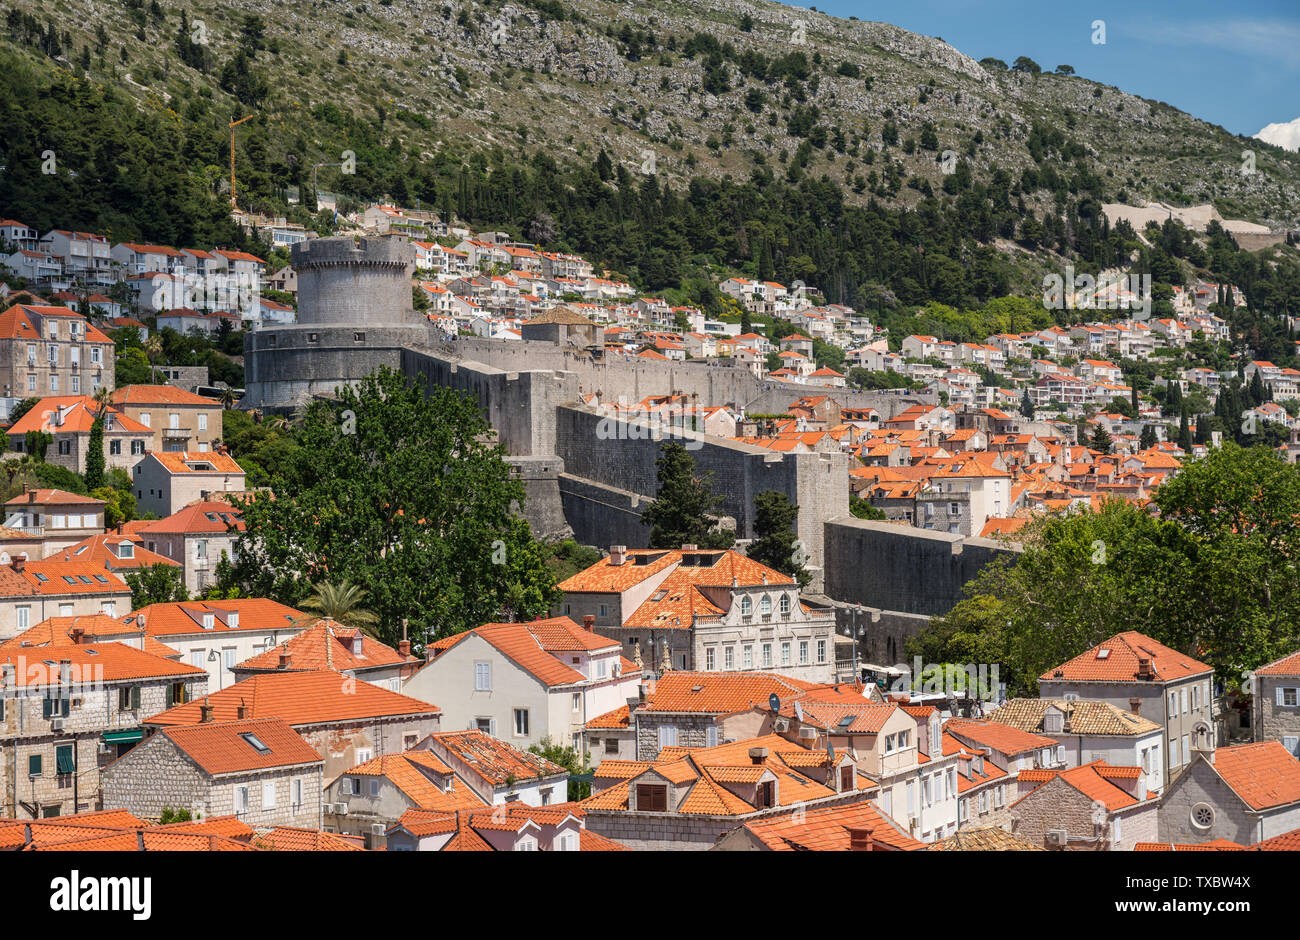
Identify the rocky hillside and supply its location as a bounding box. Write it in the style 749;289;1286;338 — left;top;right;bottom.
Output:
7;0;1300;229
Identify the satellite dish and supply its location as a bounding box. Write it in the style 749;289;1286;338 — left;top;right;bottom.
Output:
768;693;781;713
794;701;804;722
825;737;835;760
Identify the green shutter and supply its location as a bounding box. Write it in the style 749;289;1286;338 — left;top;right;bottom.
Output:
42;698;53;719
131;686;141;710
27;754;41;776
61;697;70;718
55;745;74;774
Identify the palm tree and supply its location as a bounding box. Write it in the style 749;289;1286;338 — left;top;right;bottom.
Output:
298;579;381;637
91;385;112;418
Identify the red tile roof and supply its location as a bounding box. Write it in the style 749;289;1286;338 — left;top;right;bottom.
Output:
138;500;244;535
252;827;364;851
1255;649;1300;677
1207;742;1300;811
944;718;1060;757
0;641;203;687
145;670;440;727
424;731;566;786
159;718;324;775
144;451;245;475
110;384;215;406
123;599;305;637
233;619;416;674
1041;631;1212;683
731;798;925;851
637;672;819;715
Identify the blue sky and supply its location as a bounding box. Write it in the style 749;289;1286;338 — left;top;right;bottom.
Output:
799;0;1300;137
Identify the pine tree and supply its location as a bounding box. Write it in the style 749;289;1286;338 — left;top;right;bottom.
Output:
1139;425;1157;450
1019;387;1034;418
640;443;734;550
745;491;810;589
1088;424;1113;454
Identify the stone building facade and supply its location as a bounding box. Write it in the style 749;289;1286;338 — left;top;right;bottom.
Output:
1009;772;1159;851
1157;743;1300;846
100;718;323;827
0;644;207;819
0;304;115;401
1251;650;1300;756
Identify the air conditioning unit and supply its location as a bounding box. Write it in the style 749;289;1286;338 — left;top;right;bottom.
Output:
50;718;65;731
1046;829;1069;847
370;823;386;836
97;740;111;755
773;717;790;733
797;727;817;741
335;803;349;816
322;803;335;814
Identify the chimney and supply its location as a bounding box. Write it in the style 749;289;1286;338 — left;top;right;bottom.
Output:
608;545;626;566
138;614;146;631
398;639;411;657
278;650;292;670
27;489;35;503
1137;657;1155;680
137;831;146;851
199;703;214;723
351;635;363;656
69;627;84;646
582;615;595;632
1129;697;1142;716
847;828;874;851
681;544;697;551
748;746;769;766
10;555;25;573
236;698;248;720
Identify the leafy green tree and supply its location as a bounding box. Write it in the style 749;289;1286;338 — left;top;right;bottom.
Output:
849;494;886;520
223;367;559;644
8;398;39;425
528;737;591;800
746;491;810;589
640;442;734;550
1012;56;1042;74
1138;425;1158;450
125;563;189;608
1019;388;1034;418
910;446;1300;691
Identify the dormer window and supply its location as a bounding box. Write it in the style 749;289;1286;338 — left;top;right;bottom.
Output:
227;612;239;630
202;613;215;630
117;541;134;559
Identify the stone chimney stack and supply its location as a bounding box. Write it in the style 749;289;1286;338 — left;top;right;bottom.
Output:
199;703;214;723
608;545;626;566
583;615;595;632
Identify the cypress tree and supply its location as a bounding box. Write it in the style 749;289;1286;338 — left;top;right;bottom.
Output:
1178;407;1193;452
85;414;105;490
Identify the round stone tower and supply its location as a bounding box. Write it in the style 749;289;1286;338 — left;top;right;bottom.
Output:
291;235;417;325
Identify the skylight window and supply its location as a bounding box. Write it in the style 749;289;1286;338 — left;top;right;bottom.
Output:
93;575;108;583
651;590;667;602
240;732;270;753
838;714;856;728
62;576;77;584
1096;649;1111;659
78;576;92;584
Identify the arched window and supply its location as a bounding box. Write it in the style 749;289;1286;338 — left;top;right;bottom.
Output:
779;594;791;616
740;595;752;616
759;594;772;615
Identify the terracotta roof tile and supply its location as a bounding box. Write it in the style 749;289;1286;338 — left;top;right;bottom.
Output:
0;641;204;686
1208;742;1300;811
160;717;324;775
233;619;416;675
734;799;925;851
146;670;440;727
1041;631;1212;683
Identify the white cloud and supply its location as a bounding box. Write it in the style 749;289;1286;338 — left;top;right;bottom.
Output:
1256;118;1300;152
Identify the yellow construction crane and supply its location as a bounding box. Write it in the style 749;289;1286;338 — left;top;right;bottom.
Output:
228;114;255;209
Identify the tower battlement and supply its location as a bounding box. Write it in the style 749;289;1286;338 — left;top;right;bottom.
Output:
290;235;416;327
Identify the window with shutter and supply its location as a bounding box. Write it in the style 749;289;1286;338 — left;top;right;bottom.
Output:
28;754;42;776
56;745;75;774
636;784;667;812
